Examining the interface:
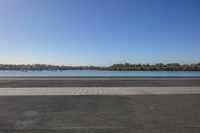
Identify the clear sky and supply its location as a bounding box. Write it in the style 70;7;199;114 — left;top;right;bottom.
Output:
0;0;200;66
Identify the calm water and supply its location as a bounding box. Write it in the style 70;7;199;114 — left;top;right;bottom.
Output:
0;70;200;77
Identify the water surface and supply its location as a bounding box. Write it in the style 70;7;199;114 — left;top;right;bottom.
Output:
0;70;200;77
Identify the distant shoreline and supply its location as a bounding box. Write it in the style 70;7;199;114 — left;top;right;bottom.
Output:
0;63;200;71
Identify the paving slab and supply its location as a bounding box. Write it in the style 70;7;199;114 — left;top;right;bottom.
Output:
0;87;200;95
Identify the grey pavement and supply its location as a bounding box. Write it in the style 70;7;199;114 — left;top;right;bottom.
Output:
0;77;200;87
0;95;200;133
0;77;200;133
0;87;200;95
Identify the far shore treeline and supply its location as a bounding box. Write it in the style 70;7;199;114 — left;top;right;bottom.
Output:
0;63;200;71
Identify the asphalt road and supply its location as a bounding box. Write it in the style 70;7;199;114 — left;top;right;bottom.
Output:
1;77;200;133
0;95;200;133
0;77;200;87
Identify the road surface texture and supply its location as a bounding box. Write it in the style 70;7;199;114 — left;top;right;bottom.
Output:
0;94;200;133
0;77;200;87
0;77;200;133
0;87;200;95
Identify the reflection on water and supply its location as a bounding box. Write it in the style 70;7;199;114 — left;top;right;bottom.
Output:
0;70;200;77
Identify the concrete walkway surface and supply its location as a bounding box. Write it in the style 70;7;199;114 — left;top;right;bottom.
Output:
0;87;200;95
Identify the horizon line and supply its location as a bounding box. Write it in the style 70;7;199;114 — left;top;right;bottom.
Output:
1;62;200;67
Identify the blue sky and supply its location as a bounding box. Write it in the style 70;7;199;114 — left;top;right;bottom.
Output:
0;0;200;66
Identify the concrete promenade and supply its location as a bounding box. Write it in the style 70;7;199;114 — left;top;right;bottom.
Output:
0;87;200;95
0;94;200;133
0;77;200;87
0;77;200;133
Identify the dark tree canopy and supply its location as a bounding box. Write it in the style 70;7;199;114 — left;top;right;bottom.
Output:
0;63;200;71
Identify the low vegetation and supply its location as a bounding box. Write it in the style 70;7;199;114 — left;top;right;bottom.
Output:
0;63;200;71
